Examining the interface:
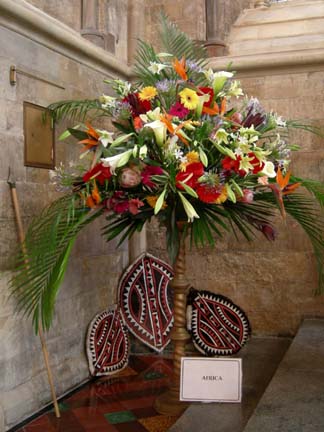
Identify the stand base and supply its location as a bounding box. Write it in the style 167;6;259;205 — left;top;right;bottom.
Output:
154;389;189;416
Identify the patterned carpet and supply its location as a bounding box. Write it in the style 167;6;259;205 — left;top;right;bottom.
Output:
16;356;180;432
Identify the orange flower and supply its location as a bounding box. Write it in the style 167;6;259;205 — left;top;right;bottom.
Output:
173;57;188;81
202;103;218;116
85;181;101;208
79;123;100;152
269;168;301;218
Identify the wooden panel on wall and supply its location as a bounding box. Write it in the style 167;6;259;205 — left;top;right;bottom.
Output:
23;102;55;169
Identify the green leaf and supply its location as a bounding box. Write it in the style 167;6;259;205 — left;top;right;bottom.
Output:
179;182;198;198
10;196;103;333
110;133;134;148
226;184;237;203
154;188;167;215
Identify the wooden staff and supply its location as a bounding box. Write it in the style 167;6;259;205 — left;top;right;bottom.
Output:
7;169;61;418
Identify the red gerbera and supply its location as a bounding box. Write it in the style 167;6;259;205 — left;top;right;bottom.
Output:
83;163;112;185
169;102;190;119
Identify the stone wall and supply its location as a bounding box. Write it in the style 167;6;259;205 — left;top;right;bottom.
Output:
147;0;324;337
0;1;130;430
143;0;250;53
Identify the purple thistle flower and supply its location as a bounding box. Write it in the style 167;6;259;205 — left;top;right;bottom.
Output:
156;79;177;92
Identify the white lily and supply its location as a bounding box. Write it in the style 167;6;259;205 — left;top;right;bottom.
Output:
97;129;114;147
139;107;161;123
144;120;167;146
148;62;168;74
178;192;200;222
101;149;133;174
212;71;234;94
261;161;277;178
195;93;211;117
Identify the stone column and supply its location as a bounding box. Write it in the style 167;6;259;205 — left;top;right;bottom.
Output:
81;0;105;48
127;0;145;65
204;0;226;56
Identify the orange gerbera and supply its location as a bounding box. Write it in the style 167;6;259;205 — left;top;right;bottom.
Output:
173;57;188;81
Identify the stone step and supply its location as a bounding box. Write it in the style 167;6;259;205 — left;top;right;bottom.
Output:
243;319;324;432
169;336;291;432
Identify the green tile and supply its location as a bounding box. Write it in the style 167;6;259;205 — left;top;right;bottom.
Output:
104;410;137;424
143;370;166;381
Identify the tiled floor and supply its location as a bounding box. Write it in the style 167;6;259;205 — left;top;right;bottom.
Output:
16;356;179;432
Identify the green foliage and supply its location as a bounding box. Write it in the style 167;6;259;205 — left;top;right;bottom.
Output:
10;195;103;332
48;99;105;123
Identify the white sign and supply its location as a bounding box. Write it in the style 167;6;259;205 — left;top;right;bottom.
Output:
180;357;242;403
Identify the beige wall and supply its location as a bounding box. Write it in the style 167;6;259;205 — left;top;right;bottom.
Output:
0;1;129;430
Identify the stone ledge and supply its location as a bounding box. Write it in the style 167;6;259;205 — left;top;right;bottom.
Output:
208;48;324;76
0;0;133;79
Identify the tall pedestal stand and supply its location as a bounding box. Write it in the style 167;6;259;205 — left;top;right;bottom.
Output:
154;226;190;415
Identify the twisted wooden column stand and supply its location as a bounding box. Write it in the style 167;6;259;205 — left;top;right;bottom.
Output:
154;226;190;415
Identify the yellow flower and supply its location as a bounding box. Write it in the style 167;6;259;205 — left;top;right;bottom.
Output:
179;88;199;110
186;151;199;164
146;195;167;209
214;186;227;204
180;151;200;171
139;86;158;101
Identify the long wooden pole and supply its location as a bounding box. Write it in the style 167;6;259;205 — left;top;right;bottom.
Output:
154;224;190;415
7;173;61;418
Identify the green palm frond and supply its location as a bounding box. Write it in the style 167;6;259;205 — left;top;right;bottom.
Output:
133;40;162;86
159;13;207;66
292;176;324;207
133;13;208;86
255;191;324;294
286;120;324;137
10;195;104;332
48;99;105;123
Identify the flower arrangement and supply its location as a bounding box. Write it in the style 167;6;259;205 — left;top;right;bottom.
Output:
11;16;324;332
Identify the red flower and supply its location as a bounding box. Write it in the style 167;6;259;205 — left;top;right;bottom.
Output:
176;162;204;190
83;163;112;185
198;87;214;108
142;165;164;188
196;184;221;203
169;102;189;119
248;152;265;174
129;198;144;215
133;116;143;131
221;156;245;177
123;93;151;118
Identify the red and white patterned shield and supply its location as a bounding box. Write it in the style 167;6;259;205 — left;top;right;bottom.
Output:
86;306;129;376
118;253;174;352
187;288;251;356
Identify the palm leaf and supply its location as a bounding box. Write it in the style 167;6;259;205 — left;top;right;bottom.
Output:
255;191;324;294
48;99;105;123
10;195;103;332
160;13;207;65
